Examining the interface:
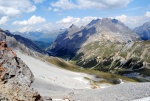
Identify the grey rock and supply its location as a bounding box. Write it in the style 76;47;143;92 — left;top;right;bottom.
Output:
0;29;42;101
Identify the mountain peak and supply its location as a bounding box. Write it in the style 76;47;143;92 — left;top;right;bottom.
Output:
101;18;119;24
69;24;78;28
49;17;138;57
112;19;119;24
67;24;80;35
88;19;101;26
143;22;150;27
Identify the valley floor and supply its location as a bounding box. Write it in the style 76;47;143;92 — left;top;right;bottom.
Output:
16;51;150;101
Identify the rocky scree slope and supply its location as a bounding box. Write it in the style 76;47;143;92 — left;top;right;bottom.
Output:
0;30;42;101
134;22;150;40
49;18;139;58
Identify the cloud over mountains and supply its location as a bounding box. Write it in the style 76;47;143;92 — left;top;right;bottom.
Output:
51;0;132;10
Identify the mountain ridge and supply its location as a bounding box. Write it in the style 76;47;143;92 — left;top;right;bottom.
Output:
5;30;47;55
48;18;139;58
134;22;150;40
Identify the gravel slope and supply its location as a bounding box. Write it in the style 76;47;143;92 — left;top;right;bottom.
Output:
70;83;150;101
16;51;150;101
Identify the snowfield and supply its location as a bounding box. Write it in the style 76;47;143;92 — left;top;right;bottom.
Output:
16;51;150;101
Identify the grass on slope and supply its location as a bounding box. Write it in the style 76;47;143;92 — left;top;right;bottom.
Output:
39;55;137;84
84;69;137;83
40;55;82;71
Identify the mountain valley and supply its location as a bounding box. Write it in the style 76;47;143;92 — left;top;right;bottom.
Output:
0;18;150;101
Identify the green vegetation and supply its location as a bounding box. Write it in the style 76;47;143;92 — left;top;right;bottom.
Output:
40;55;137;84
38;40;150;84
70;40;150;82
139;68;150;76
84;69;137;82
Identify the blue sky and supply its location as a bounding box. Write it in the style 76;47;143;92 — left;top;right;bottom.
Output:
0;0;150;32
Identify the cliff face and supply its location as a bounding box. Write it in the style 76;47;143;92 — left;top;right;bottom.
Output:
0;29;41;101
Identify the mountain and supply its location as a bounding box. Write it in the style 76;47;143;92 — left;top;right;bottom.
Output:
12;29;65;43
48;18;150;81
1;28;150;101
48;18;139;58
134;22;150;40
12;31;44;41
5;30;47;54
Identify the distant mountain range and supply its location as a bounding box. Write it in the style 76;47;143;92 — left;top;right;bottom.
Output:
12;29;65;43
134;22;150;40
4;30;48;54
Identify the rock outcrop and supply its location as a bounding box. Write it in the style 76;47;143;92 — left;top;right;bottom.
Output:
0;29;42;101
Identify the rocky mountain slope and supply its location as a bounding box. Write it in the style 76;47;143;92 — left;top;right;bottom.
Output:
1;28;150;101
0;31;41;101
48;18;150;81
134;22;150;40
5;30;47;54
49;18;139;58
73;41;150;81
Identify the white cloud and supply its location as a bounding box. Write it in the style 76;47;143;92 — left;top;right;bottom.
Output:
51;0;76;9
115;15;127;23
56;16;98;28
115;13;150;28
0;0;36;15
0;0;36;24
0;16;9;24
41;6;52;11
26;5;36;13
15;23;54;32
13;15;46;25
51;0;132;10
33;0;45;4
53;8;60;12
18;26;33;32
145;11;150;17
